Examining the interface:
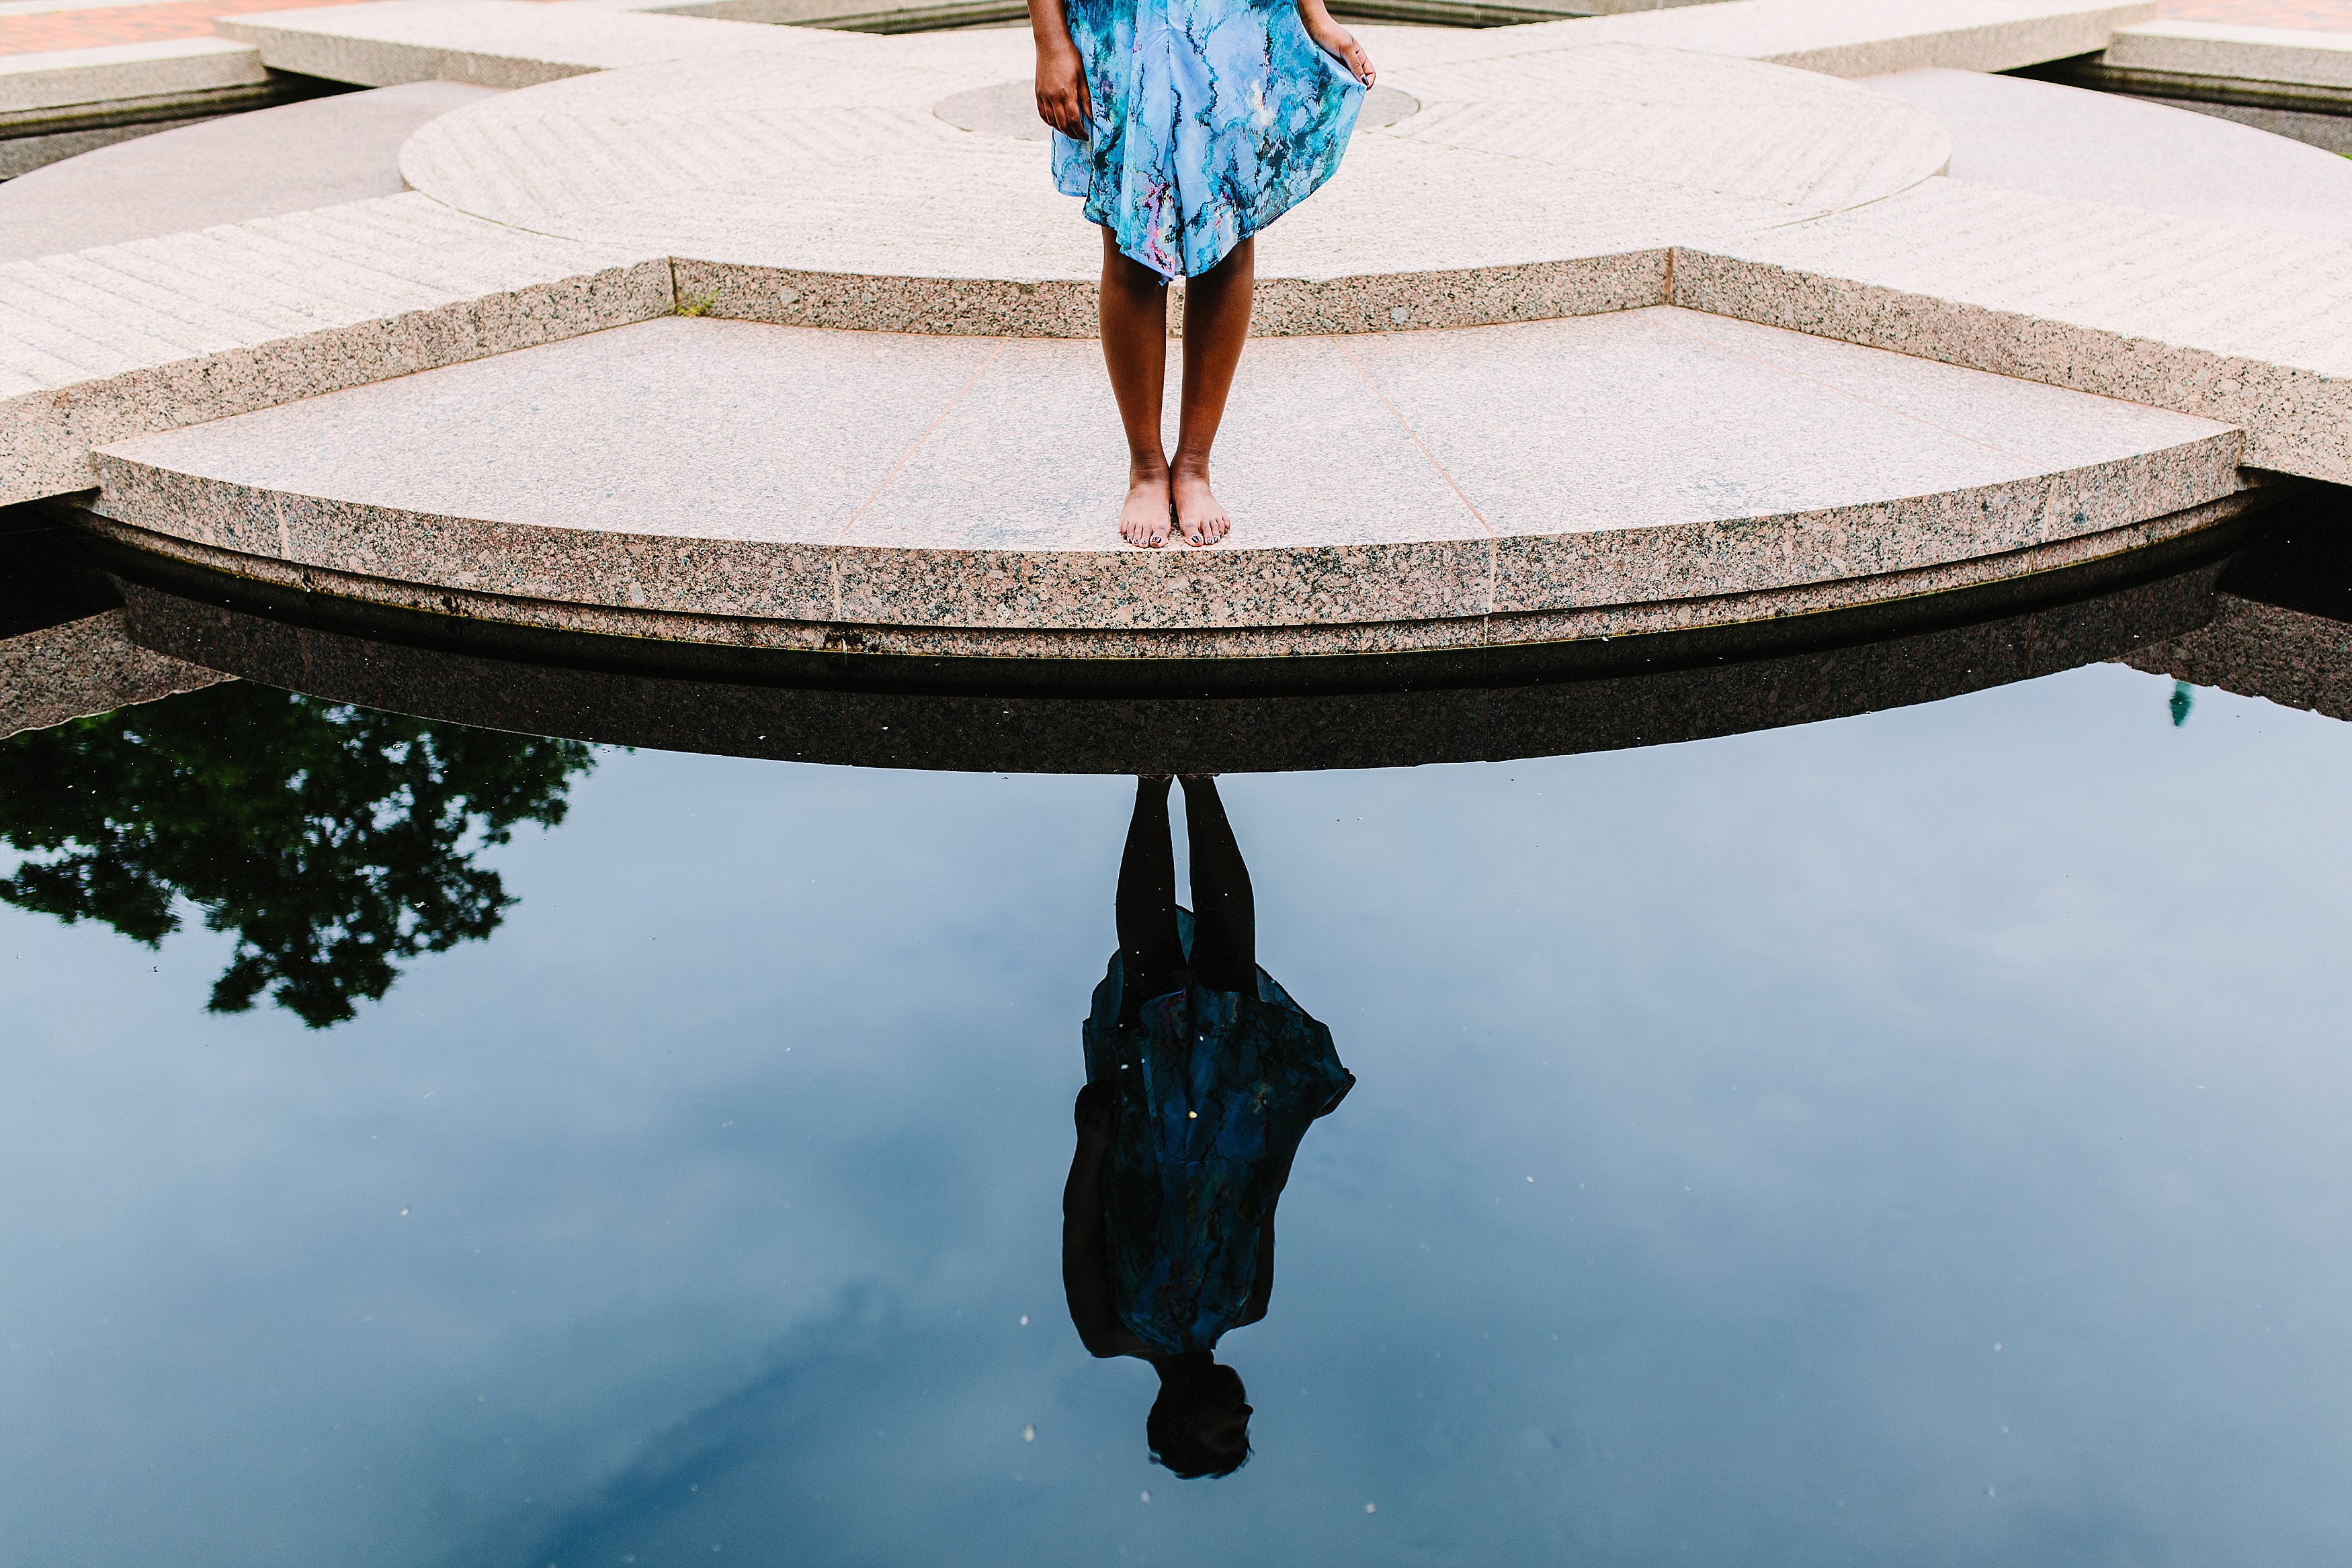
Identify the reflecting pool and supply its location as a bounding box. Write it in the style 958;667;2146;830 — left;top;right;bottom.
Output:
5;498;2352;1567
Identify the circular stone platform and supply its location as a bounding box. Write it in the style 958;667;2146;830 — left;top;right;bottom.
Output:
84;306;2253;667
395;27;1951;335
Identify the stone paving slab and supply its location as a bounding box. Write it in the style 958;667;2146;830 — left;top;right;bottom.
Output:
215;0;898;83
2158;0;2352;28
0;81;499;261
0;32;255;110
83;308;2244;655
222;0;2162;86
0;0;398;58
0;191;669;503
1379;0;2159;75
2106;17;2352;83
1863;66;2352;243
393;36;1949;334
1674;175;2352;484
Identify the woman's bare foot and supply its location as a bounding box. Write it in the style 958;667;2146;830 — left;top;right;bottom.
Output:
1120;463;1173;548
1171;466;1230;546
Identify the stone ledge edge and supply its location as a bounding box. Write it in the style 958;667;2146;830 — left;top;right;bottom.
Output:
82;429;2244;634
74;490;2263;662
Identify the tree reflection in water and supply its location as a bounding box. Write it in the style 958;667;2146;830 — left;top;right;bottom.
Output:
0;683;594;1027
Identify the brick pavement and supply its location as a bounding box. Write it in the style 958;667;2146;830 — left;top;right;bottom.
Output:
0;0;558;58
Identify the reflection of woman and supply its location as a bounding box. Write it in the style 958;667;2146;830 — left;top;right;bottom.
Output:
1063;775;1353;1479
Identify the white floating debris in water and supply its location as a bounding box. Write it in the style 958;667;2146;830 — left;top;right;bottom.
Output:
1023;1424;1036;1442
1019;1315;1029;1326
398;1209;409;1217
1140;1490;1151;1503
1993;1343;2003;1352
1525;1176;1534;1183
1188;1110;1198;1119
1366;1503;1378;1514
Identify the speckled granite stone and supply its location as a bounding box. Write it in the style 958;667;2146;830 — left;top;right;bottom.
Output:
83;309;2249;655
2103;21;2352;92
1452;0;2156;78
0;193;673;505
217;0;877;88
1859;68;2352;247
1671;177;2352;486
392;38;1943;335
0;38;265;116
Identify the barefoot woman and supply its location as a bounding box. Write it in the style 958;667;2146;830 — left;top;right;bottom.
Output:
1028;0;1375;548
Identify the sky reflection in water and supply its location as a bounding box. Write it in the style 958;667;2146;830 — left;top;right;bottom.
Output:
3;660;2349;1567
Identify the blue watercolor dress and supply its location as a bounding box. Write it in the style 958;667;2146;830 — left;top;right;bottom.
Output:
1082;909;1355;1355
1051;0;1366;280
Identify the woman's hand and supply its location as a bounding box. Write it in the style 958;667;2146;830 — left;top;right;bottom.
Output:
1300;3;1374;85
1035;41;1093;139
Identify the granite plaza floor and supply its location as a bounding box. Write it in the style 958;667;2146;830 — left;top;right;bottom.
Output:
3;0;2351;669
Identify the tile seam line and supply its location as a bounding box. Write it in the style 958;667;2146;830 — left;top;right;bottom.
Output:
831;337;1005;547
1639;308;2073;470
1329;335;1496;616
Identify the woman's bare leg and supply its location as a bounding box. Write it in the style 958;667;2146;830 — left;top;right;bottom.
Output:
1100;228;1173;548
1171;236;1253;547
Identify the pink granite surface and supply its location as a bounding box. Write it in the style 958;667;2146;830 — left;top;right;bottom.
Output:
85;309;2246;654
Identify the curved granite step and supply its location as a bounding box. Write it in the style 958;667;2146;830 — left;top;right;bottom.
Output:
85;306;2246;662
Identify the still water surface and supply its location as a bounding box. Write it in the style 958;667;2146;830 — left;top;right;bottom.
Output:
4;658;2349;1565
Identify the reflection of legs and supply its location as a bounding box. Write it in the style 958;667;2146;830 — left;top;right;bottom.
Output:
1181;777;1255;992
1116;777;1185;1020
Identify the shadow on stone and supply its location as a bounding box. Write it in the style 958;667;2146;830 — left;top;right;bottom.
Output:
95;526;2247;776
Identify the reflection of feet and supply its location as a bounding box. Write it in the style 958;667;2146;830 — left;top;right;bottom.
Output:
1120;464;1172;548
1172;466;1230;547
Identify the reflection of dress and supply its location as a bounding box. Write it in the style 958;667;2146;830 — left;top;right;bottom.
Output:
1050;0;1365;280
1083;909;1353;1354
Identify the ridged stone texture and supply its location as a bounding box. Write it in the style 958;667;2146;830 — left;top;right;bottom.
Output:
394;30;1952;327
